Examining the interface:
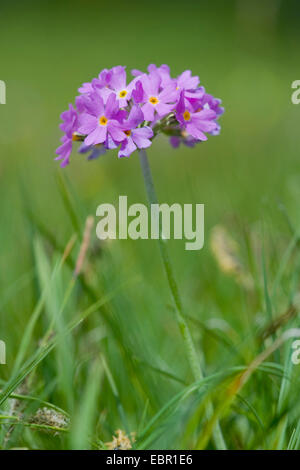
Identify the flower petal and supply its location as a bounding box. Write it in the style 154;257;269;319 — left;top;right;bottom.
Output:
118;137;137;158
186;123;207;141
141;102;155;121
131;127;153;148
126;105;144;128
105;93;119;119
108;121;126;142
84;126;107;146
78;113;98;135
110;66;126;91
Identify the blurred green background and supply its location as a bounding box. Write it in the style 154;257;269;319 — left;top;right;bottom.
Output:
1;0;300;449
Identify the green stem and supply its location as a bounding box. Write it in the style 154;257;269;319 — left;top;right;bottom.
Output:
138;149;226;450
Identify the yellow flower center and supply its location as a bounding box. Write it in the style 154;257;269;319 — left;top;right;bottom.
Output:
183;110;191;121
119;90;128;98
72;133;83;141
124;130;131;136
99;115;108;126
149;96;159;105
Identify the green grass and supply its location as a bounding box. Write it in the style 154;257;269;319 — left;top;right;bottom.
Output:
1;0;300;450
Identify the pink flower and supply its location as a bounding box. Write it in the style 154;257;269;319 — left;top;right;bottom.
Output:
133;73;178;121
176;91;217;141
176;70;200;90
55;104;79;167
132;64;173;88
118;106;153;158
78;93;126;147
176;70;205;101
55;64;224;167
108;66;138;107
78;69;111;94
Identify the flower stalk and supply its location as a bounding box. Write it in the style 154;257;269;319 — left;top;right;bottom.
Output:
138;149;226;450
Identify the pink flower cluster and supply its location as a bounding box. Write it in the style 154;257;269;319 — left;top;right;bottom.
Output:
55;64;224;167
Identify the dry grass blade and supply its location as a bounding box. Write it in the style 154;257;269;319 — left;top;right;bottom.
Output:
74;216;94;277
